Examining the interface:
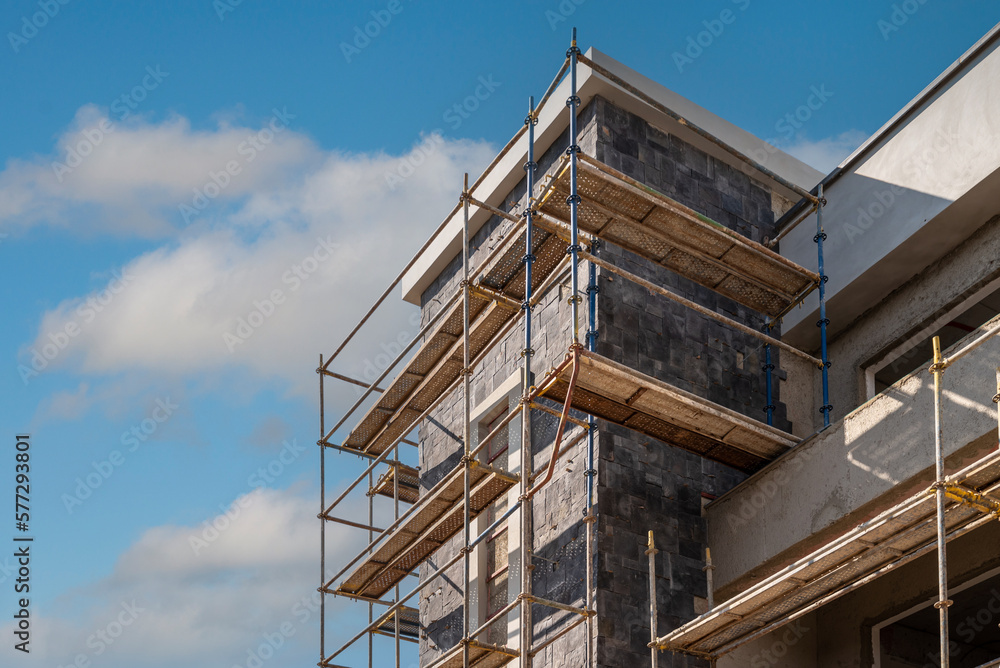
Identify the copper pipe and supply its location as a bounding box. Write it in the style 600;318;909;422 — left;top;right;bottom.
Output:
528;348;581;498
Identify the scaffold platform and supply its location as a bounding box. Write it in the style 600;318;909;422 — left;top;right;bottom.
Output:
339;225;566;457
541;350;797;472
331;463;518;600
370;463;421;505
537;153;819;318
425;640;518;668
657;450;1000;658
373;605;420;640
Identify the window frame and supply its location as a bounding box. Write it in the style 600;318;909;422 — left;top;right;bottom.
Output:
863;276;1000;400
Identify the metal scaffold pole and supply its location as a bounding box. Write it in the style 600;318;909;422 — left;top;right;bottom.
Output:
394;442;401;668
319;354;326;667
568;27;582;347
462;172;473;668
368;469;374;668
646;531;659;668
704;548;715;609
763;325;774;426
994;367;1000;446
521;96;537;668
585;196;598;665
930;336;952;668
567;28;595;664
815;184;831;427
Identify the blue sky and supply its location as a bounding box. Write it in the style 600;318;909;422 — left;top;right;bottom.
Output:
0;1;997;666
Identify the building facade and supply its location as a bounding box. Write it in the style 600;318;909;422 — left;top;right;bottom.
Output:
321;23;1000;668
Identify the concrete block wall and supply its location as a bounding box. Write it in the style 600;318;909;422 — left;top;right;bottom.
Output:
416;95;793;667
592;96;792;429
588;97;788;668
595;425;745;668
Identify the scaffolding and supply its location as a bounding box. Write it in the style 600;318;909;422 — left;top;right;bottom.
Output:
649;326;1000;667
318;30;833;668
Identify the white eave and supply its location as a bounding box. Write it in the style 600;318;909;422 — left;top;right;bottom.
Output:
400;47;824;306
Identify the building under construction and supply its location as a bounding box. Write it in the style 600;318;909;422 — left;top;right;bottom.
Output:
317;25;1000;668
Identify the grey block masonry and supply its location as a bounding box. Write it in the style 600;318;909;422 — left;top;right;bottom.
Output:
416;95;791;667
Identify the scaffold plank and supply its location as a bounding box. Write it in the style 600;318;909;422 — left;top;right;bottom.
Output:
373;605;420;640
537;155;819;317
426;640;518;668
341;222;566;456
657;450;1000;658
336;464;518;600
541;350;795;472
370;463;421;505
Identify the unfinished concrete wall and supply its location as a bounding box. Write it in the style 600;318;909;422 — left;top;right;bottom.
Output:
595;424;744;668
552;95;800;667
710;317;1000;597
817;520;1000;668
593;95;793;432
716;213;1000;595
712;520;1000;667
819;213;1000;421
588;98;794;668
781;35;1000;346
718;611;818;668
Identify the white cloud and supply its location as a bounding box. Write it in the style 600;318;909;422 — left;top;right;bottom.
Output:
115;487;316;578
14;108;495;399
775;130;870;174
0;105;318;237
36;381;92;421
0;486;376;668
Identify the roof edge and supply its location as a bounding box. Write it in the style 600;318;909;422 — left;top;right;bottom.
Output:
400;47;824;305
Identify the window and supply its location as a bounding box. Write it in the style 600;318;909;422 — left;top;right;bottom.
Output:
874;569;1000;668
866;281;1000;397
